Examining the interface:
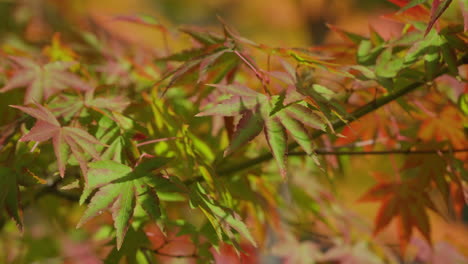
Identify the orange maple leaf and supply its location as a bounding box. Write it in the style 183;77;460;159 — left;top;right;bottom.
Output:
360;180;434;252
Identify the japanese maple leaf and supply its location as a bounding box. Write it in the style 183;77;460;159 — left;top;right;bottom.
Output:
0;57;92;104
197;84;327;178
360;180;435;252
385;0;430;24
295;66;349;122
273;62;349;126
11;103;102;177
271;232;323;264
321;240;384;264
158;25;261;94
334;112;400;151
417;106;467;150
411;237;468;264
77;157;171;249
425;0;453;36
49;89;130;120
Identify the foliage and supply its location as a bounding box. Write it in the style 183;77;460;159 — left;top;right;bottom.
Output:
0;0;467;263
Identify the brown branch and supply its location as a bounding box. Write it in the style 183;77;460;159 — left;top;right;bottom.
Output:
289;148;468;156
22;178;80;208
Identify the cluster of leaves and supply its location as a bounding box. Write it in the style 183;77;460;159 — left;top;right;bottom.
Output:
0;0;467;263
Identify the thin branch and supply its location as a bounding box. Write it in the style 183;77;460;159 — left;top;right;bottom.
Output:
215;80;423;175
23;178;80;208
215;54;468;176
290;148;468;156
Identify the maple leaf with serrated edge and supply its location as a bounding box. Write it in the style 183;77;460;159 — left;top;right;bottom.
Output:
190;182;257;248
384;0;430;25
359;180;435;252
157;24;262;94
156;27;238;93
197;84;326;178
400;143;463;220
48;90;130;120
426;0;453;36
10;103;102;177
77;157;171;250
417;107;467;150
0;57;92;104
0;167;22;231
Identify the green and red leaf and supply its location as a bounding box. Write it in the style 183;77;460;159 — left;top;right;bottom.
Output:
1;57;91;104
11;104;103;177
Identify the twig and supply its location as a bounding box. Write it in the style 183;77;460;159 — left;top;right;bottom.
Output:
215;54;468;176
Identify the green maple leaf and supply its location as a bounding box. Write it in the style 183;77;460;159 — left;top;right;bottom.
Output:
0;167;22;231
197;84;327;178
0;57;92;104
77;157;171;250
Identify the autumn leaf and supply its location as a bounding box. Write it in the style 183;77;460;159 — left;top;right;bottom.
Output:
400;143;464;221
157;23;262;94
425;0;453;36
197;83;326;178
462;0;468;31
388;0;430;16
49;89;130;120
411;236;468;264
334;111;400;150
156;27;240;93
321;241;384;264
417;106;467;149
0;57;92;104
11;103;102;177
385;0;430;24
271;232;323;264
189;183;257;247
77;157;171;249
360;180;434;252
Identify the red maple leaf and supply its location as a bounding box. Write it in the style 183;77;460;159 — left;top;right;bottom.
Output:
360;180;434;252
11;103;103;177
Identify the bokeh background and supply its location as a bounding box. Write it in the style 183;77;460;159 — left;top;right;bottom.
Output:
1;0;467;263
1;0;401;47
